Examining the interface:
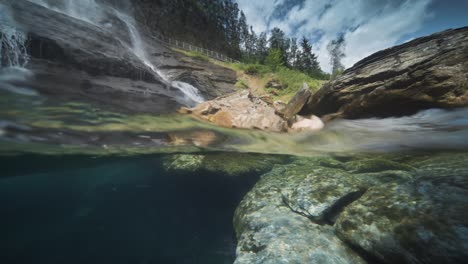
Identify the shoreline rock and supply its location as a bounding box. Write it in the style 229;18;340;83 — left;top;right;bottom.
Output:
180;83;324;133
301;27;468;121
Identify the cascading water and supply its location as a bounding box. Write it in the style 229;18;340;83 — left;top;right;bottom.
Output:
26;0;204;107
0;3;29;68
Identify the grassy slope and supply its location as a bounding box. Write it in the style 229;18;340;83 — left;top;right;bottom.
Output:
172;49;326;102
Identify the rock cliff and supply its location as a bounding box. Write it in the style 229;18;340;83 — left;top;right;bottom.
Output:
301;27;468;120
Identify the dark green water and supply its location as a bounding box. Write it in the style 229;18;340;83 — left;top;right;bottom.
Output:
1;154;261;263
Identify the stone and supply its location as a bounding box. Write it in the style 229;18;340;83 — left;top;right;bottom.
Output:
266;79;284;89
290;115;324;132
8;1;237;114
234;153;468;263
335;180;468;264
273;100;287;115
182;90;288;132
234;158;367;264
282;83;312;120
301;27;468;120
163;153;289;177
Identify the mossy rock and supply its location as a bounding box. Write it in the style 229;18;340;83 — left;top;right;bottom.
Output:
163;153;288;177
345;158;415;173
335;181;468;264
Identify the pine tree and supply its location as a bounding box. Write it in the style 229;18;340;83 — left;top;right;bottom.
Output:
269;27;288;65
288;37;298;68
238;11;249;50
298;37;322;77
256;32;268;63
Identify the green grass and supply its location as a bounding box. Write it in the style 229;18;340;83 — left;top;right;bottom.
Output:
171;49;327;102
235;79;249;89
228;63;325;101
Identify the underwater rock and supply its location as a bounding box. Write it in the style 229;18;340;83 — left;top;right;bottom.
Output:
163;153;288;177
335;180;468;264
234;153;468;263
233;158;367;264
302;27;468;120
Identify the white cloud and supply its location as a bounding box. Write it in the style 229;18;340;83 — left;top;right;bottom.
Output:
236;0;285;33
236;0;432;72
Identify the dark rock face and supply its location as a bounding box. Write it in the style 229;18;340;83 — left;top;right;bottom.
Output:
302;27;468;120
234;153;468;263
5;0;236;114
155;52;237;99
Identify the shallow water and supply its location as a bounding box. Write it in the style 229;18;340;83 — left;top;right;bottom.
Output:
1;1;467;262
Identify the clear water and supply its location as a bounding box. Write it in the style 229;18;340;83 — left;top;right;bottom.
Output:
1;154;262;263
1;1;467;263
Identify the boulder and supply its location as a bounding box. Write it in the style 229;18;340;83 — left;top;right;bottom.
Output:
335;180;468;264
234;157;367;264
301;27;468;120
163;153;289;177
233;153;468;263
181;90;288;132
282;83;312;120
290;115;324;132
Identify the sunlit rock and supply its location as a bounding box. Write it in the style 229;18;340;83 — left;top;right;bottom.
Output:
302;27;468;120
290;115;324;132
180;90;288;132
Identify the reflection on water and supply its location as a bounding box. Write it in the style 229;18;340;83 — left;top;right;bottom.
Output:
1;72;468;157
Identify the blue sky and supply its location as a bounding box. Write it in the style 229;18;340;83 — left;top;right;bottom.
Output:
235;0;468;72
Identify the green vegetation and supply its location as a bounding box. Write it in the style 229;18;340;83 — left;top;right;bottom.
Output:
173;48;209;62
235;79;249;89
230;63;325;101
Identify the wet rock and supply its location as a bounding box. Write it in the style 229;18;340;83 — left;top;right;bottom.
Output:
335;180;468;264
301;27;468;120
7;1;236;114
234;153;468;263
157;52;237;99
234;157;367;263
290;115;324;132
344;158;415;173
163;153;288;177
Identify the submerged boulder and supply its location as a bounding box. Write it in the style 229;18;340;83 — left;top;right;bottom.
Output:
301;27;468;120
233;157;367;264
163;153;289;177
233;153;468;263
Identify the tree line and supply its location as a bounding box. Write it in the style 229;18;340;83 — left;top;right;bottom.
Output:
200;0;346;80
136;0;345;80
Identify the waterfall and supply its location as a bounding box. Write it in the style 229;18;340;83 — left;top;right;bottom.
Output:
0;3;29;68
26;0;204;106
172;81;205;106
